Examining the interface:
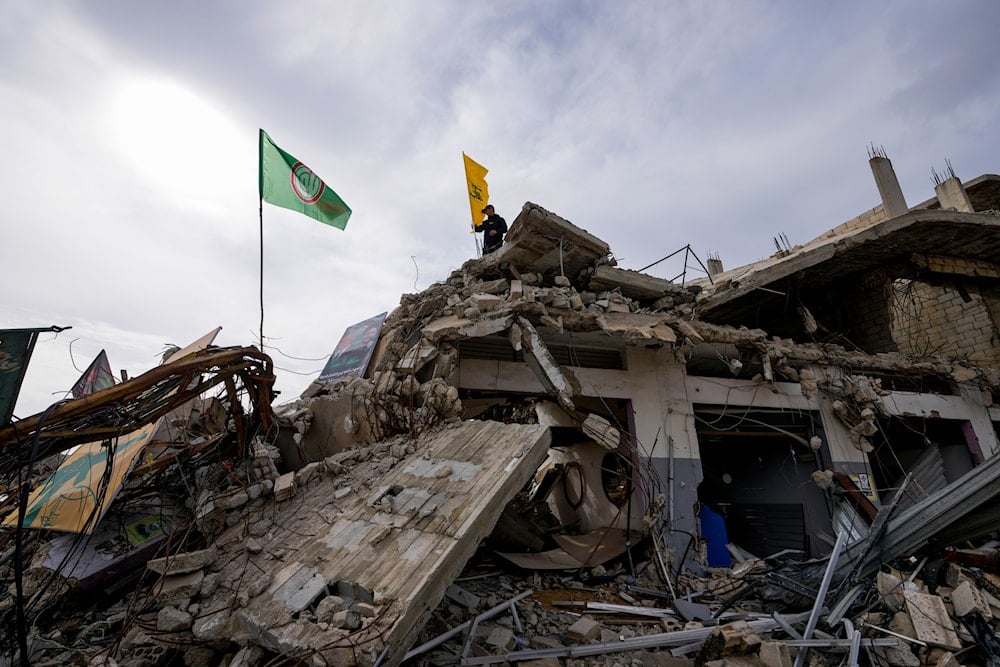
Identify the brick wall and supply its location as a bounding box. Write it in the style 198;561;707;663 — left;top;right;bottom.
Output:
842;269;898;354
890;278;1000;364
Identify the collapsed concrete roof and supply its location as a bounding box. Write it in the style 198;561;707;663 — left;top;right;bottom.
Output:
696;209;1000;325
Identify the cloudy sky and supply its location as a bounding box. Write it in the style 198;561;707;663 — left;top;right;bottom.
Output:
3;0;998;417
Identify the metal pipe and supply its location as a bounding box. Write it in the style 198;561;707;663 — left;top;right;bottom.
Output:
403;590;531;661
793;530;848;667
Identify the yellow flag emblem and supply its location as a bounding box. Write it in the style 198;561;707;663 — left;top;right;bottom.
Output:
463;153;489;230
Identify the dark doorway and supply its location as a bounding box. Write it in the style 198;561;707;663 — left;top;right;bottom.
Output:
694;407;831;560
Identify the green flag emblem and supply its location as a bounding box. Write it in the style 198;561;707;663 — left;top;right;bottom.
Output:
259;129;351;230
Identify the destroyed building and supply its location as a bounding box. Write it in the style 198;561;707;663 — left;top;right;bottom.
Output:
3;154;1000;666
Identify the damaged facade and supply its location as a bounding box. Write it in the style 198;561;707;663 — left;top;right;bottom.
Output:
4;156;1000;666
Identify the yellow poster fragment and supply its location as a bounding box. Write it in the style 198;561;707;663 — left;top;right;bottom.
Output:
5;328;222;533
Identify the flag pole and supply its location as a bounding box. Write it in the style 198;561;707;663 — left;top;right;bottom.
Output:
259;195;264;352
258;129;265;353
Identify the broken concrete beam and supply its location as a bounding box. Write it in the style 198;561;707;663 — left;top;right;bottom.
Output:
517;316;579;412
396;338;439;374
147;546;218;576
581;413;622;451
674;319;705;343
596;311;664;335
422;312;514;342
588;264;687;301
651;323;678;343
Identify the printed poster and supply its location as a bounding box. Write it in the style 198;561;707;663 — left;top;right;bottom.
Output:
318;312;387;383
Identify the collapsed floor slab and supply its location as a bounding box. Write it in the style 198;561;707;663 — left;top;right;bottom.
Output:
199;420;551;665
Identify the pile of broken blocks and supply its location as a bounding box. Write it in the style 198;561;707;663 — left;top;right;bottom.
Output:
406;545;1000;667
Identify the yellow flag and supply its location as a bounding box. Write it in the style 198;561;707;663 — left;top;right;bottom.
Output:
463;152;489;230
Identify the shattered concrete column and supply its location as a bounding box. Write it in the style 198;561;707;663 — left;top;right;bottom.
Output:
625;346;702;563
934;176;974;213
869;153;908;219
956;381;998;459
516;317;579;413
809;365;882;528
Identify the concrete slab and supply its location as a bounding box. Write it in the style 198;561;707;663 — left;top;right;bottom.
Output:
223;420;551;665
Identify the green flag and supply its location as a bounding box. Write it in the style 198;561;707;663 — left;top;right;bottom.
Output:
259;129;351;229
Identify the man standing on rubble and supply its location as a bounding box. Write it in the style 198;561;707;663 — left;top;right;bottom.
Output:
475;204;507;255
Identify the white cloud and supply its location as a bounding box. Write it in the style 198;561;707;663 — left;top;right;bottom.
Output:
2;0;998;415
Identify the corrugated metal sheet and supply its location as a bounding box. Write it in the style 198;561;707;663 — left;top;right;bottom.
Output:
895;445;947;514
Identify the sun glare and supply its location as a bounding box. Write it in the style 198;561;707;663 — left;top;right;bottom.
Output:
108;77;250;213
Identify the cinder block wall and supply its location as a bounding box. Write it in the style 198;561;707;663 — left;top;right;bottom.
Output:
890;279;1000;364
841;269;899;354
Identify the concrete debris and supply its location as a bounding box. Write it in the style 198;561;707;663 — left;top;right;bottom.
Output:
146;546;218;576
7;166;1000;665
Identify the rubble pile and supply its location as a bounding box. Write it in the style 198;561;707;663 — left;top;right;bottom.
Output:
269;254;704;474
410;543;1000;667
5;189;1000;665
